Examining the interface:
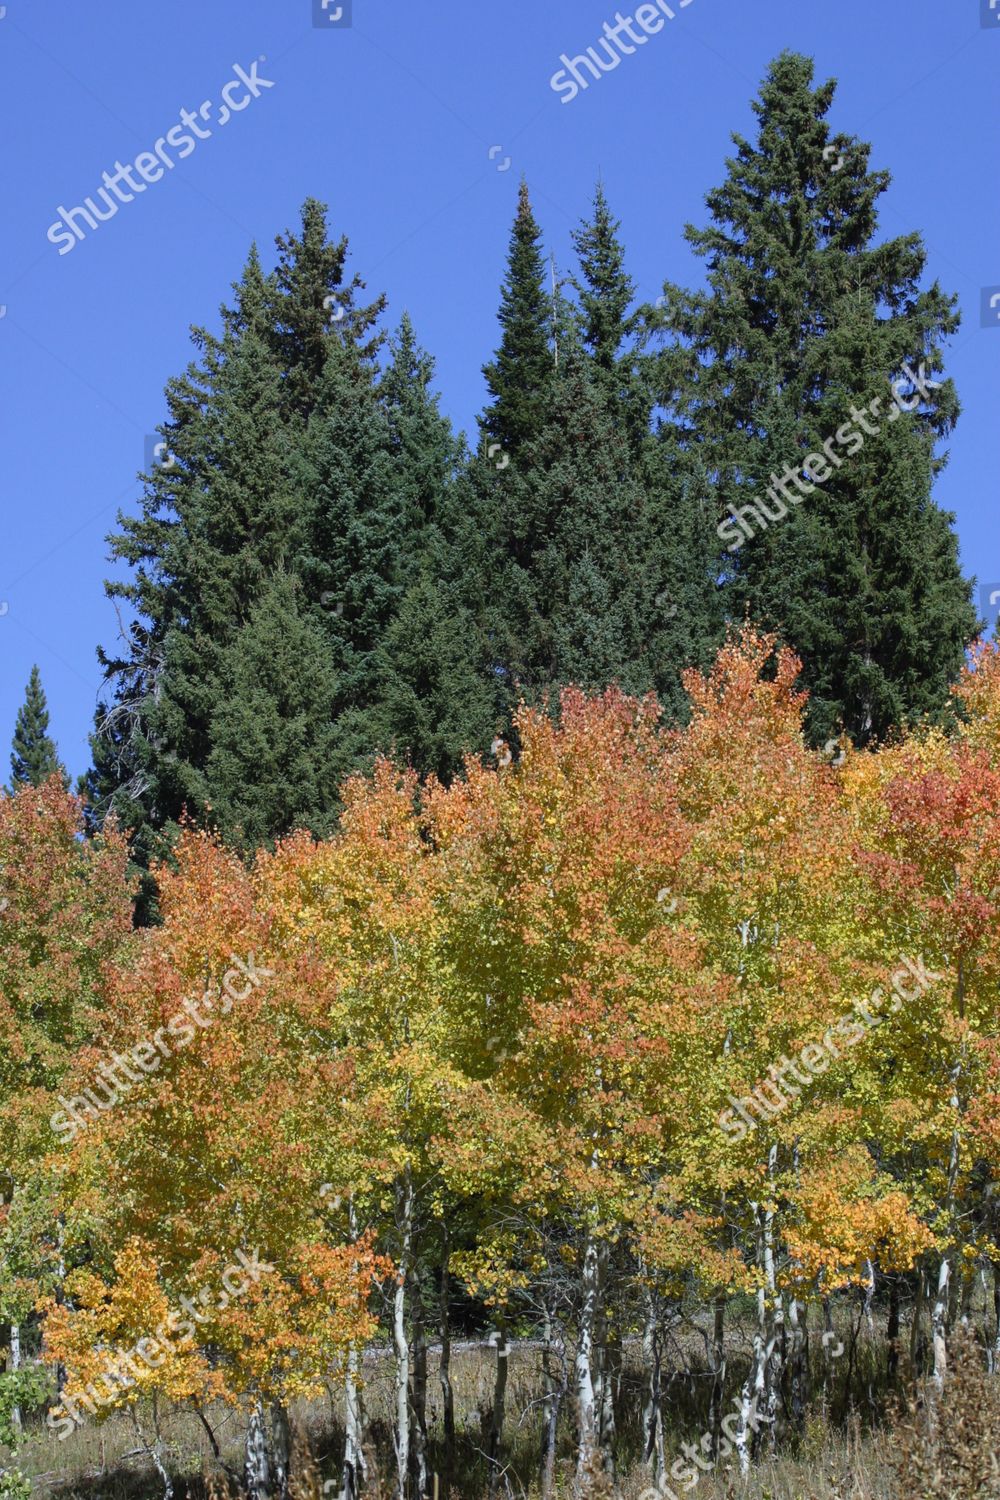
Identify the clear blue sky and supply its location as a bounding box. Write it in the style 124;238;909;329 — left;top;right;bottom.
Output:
1;0;996;780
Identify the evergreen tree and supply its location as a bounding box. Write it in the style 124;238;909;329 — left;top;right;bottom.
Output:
9;667;66;790
638;433;727;722
375;570;499;783
571;181;724;713
650;51;976;745
570;182;646;448
487;349;656;705
271;196;384;419
295;333;402;779
375;317;498;778
482;181;555;463
90;202;392;882
380;313;454;567
203;575;343;852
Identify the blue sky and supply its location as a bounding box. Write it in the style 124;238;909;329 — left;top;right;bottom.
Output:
1;0;996;780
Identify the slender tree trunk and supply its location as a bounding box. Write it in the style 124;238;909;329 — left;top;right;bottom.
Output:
270;1404;290;1500
862;1260;876;1336
342;1344;367;1500
931;1253;951;1389
594;1241;617;1481
540;1301;565;1500
993;1265;1000;1373
887;1276;901;1380
574;1231;601;1486
934;959;967;1389
342;1197;368;1500
9;1322;21;1431
735;1330;769;1478
708;1292;727;1457
393;1169;414;1500
641;1284;665;1489
910;1265;927;1374
411;1272;429;1500
438;1227;454;1497
737;1157;779;1472
486;1326;509;1500
787;1297;806;1431
244;1400;271;1500
760;1150;781;1451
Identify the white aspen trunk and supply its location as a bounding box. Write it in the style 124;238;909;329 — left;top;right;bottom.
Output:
734;1338;762;1478
931;1252;951;1389
933;959;967;1389
594;1240;616;1481
760;1150;781;1450
641;1285;665;1489
342;1344;367;1500
737;1156;779;1473
862;1260;876;1336
438;1228;455;1492
342;1197;368;1500
244;1400;270;1500
540;1303;565;1500
393;1170;414;1500
486;1327;509;1500
411;1273;429;1500
9;1322;22;1430
270;1404;290;1500
574;1231;601;1486
787;1297;806;1430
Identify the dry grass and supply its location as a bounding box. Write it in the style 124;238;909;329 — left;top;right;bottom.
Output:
5;1322;999;1500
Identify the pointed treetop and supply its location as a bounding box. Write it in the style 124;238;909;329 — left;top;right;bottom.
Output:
9;665;67;791
482;180;554;460
571;180;636;376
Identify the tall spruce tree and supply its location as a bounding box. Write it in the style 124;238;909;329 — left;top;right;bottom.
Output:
481;181;555;463
203;574;343;852
485;342;656;705
571;182;647;450
375;317;498;778
651;51;976;746
9;667;66;791
572;181;725;716
90;202;400;884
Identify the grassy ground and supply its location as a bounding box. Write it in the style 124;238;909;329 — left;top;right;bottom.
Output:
4;1312;997;1499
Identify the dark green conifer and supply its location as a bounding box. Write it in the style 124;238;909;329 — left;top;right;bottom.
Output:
9;666;66;791
650;52;976;745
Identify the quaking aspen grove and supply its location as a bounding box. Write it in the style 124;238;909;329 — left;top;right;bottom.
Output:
2;629;999;1499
